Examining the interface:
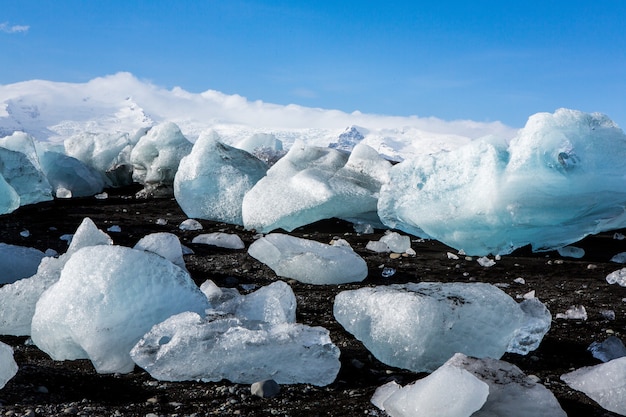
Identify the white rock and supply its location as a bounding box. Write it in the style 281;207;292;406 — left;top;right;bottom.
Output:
248;233;367;285
192;232;245;249
130;312;341;386
31;245;209;373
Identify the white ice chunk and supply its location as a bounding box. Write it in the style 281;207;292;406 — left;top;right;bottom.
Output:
607;267;626;285
134;232;187;270
0;218;112;336
610;252;626;263
556;305;587;320
379;231;411;253
192;232;245;249
379;109;626;255
370;380;402;410
477;256;496;267
248;233;368;285
588;336;626;362
0;146;52;206
0;342;18;389
557;246;585;258
365;240;390;253
382;356;489;417
562;356;626;416
235;281;296;325
507;298;552;355
130;122;193;197
130;312;340;386
174;131;267;225
334;282;536;372
179;219;203;231
38;151;105;197
0;173;19;215
31;245;209;374
0;243;46;284
242;142;391;233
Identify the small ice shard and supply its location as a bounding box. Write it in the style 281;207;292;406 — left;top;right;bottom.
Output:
192;233;245;250
248;233;367;285
334;282;543;372
477;256;496;267
0;243;46;285
507;298;552;355
381;267;396;278
235;281;296;325
130;312;341;386
106;225;121;233
179;219;203;231
353;223;374;234
0;342;18;389
31;245;209;373
557;246;585;258
611;252;626;263
561;356;626;416
379;231;411;253
447;252;460;260
607;267;626;285
94;192;108;200
588;336;626;362
556;305;587;320
174;131;268;225
134;232;187;270
513;277;526;285
365;240;390;253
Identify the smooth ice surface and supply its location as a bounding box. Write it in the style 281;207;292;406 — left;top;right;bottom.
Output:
31;245;209;373
0;173;19;214
507;297;552;355
64;131;138;186
334;282;538;372
248;233;368;285
0;146;52;207
370;381;401;410
130;122;193;197
561;356;626;416
379;109;626;255
39;151;105;197
134;232;187;270
234;281;296;325
174;131;267;225
382;357;489;417
0;218;112;336
557;246;585;258
588;336;626;362
0;342;18;389
192;232;245;249
242;142;391;233
179;219;203;231
130;311;341;386
0;243;46;284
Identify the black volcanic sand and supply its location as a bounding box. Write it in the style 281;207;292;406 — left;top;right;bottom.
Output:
1;186;626;416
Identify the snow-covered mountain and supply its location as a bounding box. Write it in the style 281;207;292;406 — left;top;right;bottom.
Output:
0;72;518;160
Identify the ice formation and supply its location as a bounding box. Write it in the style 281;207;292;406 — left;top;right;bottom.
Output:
561;356;626;416
192;232;245;249
134;232;187;270
0;342;18;390
248;233;368;285
38;151;106;197
31;245;209;373
179;219;203;231
0;218;112;336
333;282;549;372
606;267;626;286
174;131;267;224
130;312;340;386
588;336;626;363
130;122;193;197
242;142;391;233
0;146;52;207
0;243;46;284
379;109;626;255
376;353;566;417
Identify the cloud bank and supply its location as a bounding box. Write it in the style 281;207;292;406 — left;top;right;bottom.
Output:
0;22;29;34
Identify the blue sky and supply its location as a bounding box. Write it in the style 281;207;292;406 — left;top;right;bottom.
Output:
2;0;625;128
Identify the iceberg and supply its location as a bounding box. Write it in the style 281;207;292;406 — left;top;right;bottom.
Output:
561;356;626;416
130;122;193;197
130;311;340;386
0;218;112;336
0;146;52;206
0;342;18;389
0;243;46;284
248;233;368;285
377;353;566;417
174;131;267;225
379;109;626;255
31;245;209;373
242;142;391;233
334;282;548;372
38;151;106;197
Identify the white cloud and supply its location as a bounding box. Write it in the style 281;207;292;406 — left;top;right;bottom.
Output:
0;22;29;34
